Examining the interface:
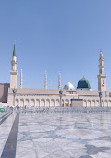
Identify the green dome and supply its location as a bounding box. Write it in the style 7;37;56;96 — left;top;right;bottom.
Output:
77;77;91;89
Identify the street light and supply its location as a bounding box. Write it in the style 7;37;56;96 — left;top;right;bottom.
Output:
12;88;17;106
59;89;63;107
99;91;102;107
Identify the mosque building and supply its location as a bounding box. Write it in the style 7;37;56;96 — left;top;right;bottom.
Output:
0;43;111;107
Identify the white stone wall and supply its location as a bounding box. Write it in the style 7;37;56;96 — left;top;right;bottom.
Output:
8;93;72;107
7;93;13;106
10;71;18;89
7;93;111;107
10;74;17;89
7;88;111;107
82;98;111;107
14;95;72;107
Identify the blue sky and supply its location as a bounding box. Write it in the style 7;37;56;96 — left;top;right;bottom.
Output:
0;0;111;90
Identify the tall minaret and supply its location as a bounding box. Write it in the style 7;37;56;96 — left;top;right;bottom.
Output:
58;72;61;89
20;68;23;88
10;41;18;88
44;71;47;89
98;51;106;91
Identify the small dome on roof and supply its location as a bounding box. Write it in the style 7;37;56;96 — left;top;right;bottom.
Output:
77;77;91;89
64;82;74;90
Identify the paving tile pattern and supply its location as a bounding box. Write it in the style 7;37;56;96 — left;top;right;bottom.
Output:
15;112;111;158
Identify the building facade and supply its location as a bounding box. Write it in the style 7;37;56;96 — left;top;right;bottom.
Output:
5;44;111;107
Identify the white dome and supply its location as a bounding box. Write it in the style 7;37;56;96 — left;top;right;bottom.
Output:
64;82;74;90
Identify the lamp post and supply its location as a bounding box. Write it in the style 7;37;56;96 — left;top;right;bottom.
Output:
99;91;102;107
59;90;63;107
13;88;17;107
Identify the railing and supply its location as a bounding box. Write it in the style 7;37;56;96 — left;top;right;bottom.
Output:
8;106;111;113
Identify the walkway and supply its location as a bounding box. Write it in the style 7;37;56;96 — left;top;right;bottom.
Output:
0;112;111;158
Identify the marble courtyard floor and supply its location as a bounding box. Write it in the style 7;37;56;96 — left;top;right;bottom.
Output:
0;112;111;158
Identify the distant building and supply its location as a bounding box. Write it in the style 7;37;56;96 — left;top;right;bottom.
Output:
1;42;111;107
0;83;10;103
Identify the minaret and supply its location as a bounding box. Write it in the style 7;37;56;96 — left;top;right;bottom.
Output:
10;41;18;88
20;68;22;88
58;72;61;89
97;51;106;91
44;71;47;89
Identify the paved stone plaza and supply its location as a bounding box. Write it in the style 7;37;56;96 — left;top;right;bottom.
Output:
0;112;111;158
